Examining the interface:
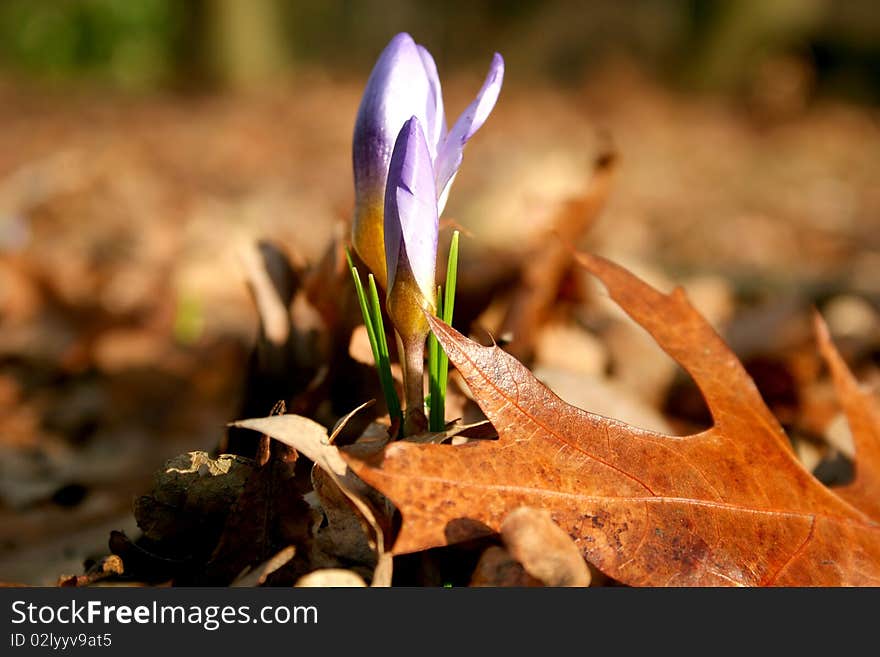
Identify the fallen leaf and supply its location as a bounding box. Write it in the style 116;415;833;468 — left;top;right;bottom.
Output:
204;445;311;585
348;254;880;586
500;507;591;587
231;409;394;586
469;546;542;587
311;467;376;566
133;451;253;557
232;414;351;481
815;314;880;521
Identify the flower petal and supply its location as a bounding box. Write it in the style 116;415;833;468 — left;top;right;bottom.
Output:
384;117;438;307
352;33;434;284
416;44;446;159
434;52;504;213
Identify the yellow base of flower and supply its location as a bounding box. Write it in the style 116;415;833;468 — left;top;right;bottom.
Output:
388;269;434;342
352;202;388;291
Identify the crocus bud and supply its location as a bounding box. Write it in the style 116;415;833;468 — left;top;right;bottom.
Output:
384;116;438;344
353;33;441;289
352;32;504;288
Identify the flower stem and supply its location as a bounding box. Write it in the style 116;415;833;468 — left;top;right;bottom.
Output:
399;332;427;436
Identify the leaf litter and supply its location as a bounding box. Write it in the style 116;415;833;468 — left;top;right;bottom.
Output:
348;255;880;586
1;72;879;587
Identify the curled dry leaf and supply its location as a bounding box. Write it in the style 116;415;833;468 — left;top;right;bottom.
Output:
500;507;591;587
205;433;311;585
232;415;347;477
347;253;880;586
231;410;393;586
311;467;376;566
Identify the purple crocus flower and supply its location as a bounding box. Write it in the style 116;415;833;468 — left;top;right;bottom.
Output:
352;32;504;289
384;116;438;342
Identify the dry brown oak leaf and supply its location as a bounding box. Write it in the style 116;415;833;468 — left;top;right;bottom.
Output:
347;254;880;586
815;315;880;522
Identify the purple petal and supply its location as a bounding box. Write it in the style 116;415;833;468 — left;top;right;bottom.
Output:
384;117;438;302
416;45;446;159
353;33;435;211
434;52;504;213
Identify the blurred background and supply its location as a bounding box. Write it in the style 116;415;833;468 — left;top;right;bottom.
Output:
1;0;878;584
0;0;878;97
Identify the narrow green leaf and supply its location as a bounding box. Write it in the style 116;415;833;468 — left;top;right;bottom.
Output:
428;285;444;431
427;231;460;432
346;249;401;427
438;230;459;402
368;275;390;366
443;231;460;324
368;273;402;426
346;252;381;371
